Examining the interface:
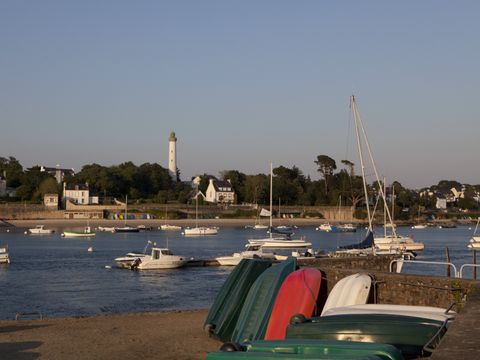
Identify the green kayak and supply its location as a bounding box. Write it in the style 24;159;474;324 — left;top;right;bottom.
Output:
286;314;448;357
231;257;297;344
204;258;272;342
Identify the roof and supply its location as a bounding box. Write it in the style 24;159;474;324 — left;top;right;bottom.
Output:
212;180;233;192
65;183;89;191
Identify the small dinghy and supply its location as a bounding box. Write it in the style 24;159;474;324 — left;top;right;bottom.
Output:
321;273;371;315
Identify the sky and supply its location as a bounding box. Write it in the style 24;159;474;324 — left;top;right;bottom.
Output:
1;1;478;189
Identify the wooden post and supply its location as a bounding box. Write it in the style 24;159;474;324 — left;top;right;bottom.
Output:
474;250;477;280
445;247;451;277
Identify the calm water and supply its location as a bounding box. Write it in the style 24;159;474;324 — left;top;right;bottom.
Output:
0;224;475;320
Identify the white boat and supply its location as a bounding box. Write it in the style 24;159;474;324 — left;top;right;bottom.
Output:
468;218;480;249
61;226;96;238
337;223;357;232
115;247;187;270
216;244;276;266
321;273;372;315
0;245;10;264
160;224;182;231
253;224;269;230
375;238;425;252
248;238;312;248
411;224;428;229
248;163;309;248
98;226;115;232
184;226;218;236
183;188;218;236
114;195;139;233
28;225;55;234
321;304;456;322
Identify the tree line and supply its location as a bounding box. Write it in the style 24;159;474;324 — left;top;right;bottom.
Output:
1;156;479;217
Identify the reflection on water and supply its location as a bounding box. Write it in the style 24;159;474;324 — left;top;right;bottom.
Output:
0;225;475;319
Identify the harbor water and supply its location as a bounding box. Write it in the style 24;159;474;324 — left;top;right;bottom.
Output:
0;225;475;320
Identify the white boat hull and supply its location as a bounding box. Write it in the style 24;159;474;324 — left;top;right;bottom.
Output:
137;257;188;270
160;225;182;231
376;242;424;251
183;227;218;236
62;232;96;238
322;304;456;322
247;238;311;248
321;273;371;316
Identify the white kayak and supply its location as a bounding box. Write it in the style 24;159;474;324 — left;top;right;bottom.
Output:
321;273;371;315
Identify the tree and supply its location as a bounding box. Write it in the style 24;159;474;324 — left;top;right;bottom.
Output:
314;155;337;195
341;159;355;178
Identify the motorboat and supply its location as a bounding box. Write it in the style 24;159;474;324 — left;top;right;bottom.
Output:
184;226;218;236
61;226;96;238
28;225;55;235
160;224;182;231
411;224;428;229
253;224;269;230
115;247;188;270
374;235;425;252
0;245;10;264
216;244;276;266
98;226;115;232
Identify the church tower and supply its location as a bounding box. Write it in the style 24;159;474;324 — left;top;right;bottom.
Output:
168;131;177;181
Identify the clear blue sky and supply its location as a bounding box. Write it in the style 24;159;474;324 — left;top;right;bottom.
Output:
1;1;478;188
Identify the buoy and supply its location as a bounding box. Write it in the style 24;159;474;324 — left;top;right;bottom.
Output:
24;231;27;235
87;247;94;252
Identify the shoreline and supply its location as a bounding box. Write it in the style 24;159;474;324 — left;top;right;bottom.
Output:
0;309;221;360
4;217;473;229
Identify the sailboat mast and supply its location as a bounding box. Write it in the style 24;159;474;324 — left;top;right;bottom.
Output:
125;195;128;226
351;95;372;231
351;95;397;237
270;163;273;238
195;185;199;228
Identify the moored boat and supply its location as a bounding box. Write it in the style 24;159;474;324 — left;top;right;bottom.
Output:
184;226;218;236
61;226;96;238
28;225;55;235
115;247;187;270
160;224;182;231
0;245;10;264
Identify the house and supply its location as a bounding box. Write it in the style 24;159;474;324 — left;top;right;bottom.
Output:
44;193;59;209
39;166;75;184
436;198;447;210
62;183;99;207
205;179;235;204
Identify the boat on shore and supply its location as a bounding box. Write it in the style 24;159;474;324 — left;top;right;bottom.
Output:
61;226;96;238
28;225;55;235
0;245;10;264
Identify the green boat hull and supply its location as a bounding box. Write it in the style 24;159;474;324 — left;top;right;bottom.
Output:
286;314;447;357
244;340;403;360
206;351;386;360
205;258;272;342
231;258;297;343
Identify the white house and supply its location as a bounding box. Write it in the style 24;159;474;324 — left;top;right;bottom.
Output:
205;179;235;204
62;183;99;207
44;193;59;209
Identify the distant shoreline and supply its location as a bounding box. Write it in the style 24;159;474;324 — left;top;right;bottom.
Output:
5;217;473;229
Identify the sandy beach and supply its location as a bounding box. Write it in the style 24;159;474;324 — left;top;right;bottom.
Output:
0;310;221;360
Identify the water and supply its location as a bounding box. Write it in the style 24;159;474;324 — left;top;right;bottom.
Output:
0;225;475;320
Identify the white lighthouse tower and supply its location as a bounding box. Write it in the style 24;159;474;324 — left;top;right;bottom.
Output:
168;131;177;181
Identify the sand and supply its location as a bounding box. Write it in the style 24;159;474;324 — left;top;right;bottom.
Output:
0;310;222;360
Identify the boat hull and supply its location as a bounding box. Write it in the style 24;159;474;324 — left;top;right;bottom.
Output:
62;232;96;238
207;340;403;360
321;273;371;315
205;259;272;342
184;227;218;236
286;314;447;357
231;258;297;343
265;268;321;340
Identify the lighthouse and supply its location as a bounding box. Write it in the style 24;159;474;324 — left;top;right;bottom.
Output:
168;131;177;181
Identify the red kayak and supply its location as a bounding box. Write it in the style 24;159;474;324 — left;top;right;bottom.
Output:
264;268;321;340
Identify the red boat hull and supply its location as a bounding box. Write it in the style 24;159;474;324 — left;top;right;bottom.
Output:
264;268;321;340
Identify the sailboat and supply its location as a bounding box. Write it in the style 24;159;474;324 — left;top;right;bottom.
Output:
159;205;182;231
183;188;218;236
468;218;480;249
348;95;424;253
114;196;139;233
248;163;311;249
